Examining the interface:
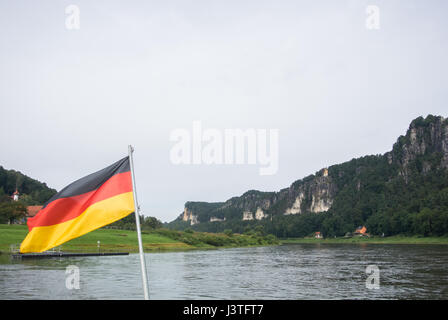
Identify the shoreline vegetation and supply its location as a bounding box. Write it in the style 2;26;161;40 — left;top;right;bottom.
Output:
2;225;448;256
281;235;448;245
0;224;279;255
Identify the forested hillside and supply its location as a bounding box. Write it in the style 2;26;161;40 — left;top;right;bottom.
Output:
167;115;448;238
0;166;56;205
0;166;57;223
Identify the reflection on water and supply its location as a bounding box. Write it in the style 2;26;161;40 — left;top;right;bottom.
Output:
1;244;447;299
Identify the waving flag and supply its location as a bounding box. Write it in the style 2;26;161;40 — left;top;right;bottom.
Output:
20;157;135;253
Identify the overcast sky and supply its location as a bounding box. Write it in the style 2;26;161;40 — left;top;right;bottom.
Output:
1;0;447;222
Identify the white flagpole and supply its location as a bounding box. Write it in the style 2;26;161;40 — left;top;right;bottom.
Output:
128;145;150;300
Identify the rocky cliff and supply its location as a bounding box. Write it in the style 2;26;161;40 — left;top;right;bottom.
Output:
387;115;448;181
175;115;448;227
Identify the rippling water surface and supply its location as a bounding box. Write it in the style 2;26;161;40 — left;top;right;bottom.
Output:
1;244;447;299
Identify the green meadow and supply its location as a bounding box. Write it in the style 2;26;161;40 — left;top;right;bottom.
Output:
0;224;192;253
4;223;446;256
0;224;279;254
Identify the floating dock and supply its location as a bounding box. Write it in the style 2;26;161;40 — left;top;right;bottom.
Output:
12;252;129;259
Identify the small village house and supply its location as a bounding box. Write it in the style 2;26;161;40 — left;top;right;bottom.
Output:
26;205;43;219
354;226;369;237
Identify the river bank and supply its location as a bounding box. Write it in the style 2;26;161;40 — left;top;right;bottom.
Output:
0;224;279;254
280;235;448;245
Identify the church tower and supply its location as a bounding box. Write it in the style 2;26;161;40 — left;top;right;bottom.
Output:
12;189;19;201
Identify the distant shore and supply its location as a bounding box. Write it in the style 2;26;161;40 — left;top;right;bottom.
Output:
280;235;448;245
3;224;447;256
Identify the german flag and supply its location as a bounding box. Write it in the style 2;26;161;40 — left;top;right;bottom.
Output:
20;157;135;253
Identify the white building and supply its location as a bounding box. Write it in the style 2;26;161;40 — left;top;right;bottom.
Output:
12;189;19;201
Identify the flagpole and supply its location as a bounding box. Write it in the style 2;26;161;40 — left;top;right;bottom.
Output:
128;145;150;300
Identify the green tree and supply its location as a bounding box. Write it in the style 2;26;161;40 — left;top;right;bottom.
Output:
413;208;434;236
142;216;163;230
0;201;27;224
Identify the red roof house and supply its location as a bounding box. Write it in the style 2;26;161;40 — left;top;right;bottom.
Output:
354;226;368;236
27;205;43;218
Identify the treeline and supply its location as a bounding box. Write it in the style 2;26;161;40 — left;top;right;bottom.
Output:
0;165;57;224
154;226;278;247
0;166;56;205
109;215;279;247
106;213;163;231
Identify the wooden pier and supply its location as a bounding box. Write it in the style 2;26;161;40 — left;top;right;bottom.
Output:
12;252;129;259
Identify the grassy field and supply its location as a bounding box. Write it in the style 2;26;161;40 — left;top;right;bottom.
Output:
0;224;194;254
2;224;447;255
0;224;279;254
280;235;448;245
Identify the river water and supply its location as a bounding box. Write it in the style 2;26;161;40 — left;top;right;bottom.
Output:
1;244;447;299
